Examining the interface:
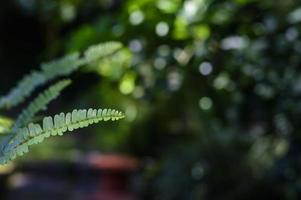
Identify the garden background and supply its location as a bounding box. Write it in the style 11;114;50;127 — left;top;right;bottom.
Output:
1;0;301;199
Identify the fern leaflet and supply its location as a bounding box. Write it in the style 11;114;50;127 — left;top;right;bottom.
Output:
0;71;46;109
0;108;125;164
12;79;72;130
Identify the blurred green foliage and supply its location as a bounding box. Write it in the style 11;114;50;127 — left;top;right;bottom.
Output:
2;0;301;199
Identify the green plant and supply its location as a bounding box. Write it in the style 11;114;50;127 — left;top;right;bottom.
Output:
0;41;125;164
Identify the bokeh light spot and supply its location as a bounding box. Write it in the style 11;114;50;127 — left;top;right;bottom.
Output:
154;57;167;70
199;97;213;110
199;62;213;76
129;39;143;53
129;10;144;25
119;73;136;95
156;22;169;37
213;73;230;90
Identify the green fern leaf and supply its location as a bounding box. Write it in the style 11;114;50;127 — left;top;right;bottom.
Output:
0;108;125;164
83;41;123;64
0;42;123;109
41;53;81;79
0;71;46;109
13;79;72;130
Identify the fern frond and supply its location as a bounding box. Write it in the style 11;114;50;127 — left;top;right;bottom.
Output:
0;71;46;109
0;108;125;164
12;79;72;130
83;42;123;64
0;42;123;109
41;53;81;79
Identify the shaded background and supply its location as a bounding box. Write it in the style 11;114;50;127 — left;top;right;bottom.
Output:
1;0;301;199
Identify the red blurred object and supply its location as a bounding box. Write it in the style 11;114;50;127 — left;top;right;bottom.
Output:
87;154;139;200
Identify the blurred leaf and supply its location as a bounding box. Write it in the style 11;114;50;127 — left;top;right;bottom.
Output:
119;72;136;95
173;16;189;40
97;48;132;80
192;24;211;40
0;116;13;134
156;0;181;14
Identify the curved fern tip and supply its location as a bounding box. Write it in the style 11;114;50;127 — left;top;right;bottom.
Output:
0;108;125;165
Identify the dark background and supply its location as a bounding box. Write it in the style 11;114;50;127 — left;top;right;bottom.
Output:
1;0;301;199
